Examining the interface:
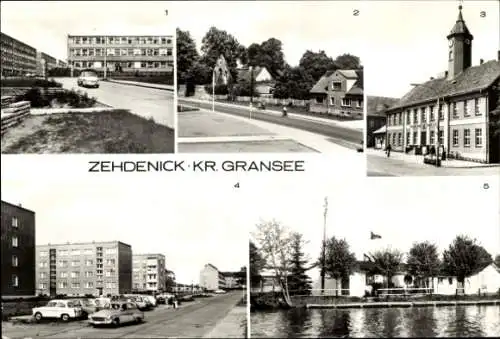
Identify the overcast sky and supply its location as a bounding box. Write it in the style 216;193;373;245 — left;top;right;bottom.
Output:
0;1;174;61
171;1;367;67
1;156;247;285
364;0;499;98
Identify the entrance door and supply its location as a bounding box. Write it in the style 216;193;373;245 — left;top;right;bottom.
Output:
420;131;427;146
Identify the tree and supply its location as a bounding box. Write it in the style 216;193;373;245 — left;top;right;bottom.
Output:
288;232;312;296
273;65;315;100
252;220;294;306
333;53;361;70
200;27;243;78
370;248;404;288
323;236;357;296
246;38;287;77
299;50;336;82
250;241;266;289
495;254;500;267
237;266;247;287
230;74;258;98
407;241;441;289
165;275;175;292
442;235;493;283
176;28;199;85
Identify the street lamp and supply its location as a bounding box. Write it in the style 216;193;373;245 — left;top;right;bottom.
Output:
410;83;442;167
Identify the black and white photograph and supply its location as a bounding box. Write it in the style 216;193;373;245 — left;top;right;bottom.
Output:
1;1;175;154
175;1;365;154
365;0;500;176
249;176;500;337
1;163;247;338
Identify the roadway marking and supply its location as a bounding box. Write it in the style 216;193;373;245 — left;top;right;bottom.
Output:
177;135;291;144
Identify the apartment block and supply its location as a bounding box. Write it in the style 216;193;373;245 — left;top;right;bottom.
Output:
36;241;132;297
132;253;166;293
1;32;37;76
36;51;57;77
67;35;174;76
200;264;226;291
1;201;36;297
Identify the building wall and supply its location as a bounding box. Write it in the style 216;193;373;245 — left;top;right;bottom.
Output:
1;32;37;76
67;35;174;75
432;276;459;295
200;265;219;291
36;241;131;297
464;265;500;294
132;253;165;293
367;115;386;147
1;201;36;296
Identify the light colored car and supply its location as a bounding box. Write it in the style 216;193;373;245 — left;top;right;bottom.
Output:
88;301;144;327
32;299;83;322
214;290;227;294
123;295;150;311
73;298;111;317
77;70;99;88
141;295;157;307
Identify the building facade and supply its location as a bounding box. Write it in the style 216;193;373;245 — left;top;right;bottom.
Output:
199;264;226;291
36;51;57;77
132;253;166;293
36;241;132;297
309;69;364;118
366;96;399;148
221;271;243;289
67;35;174;76
1;201;36;297
385;6;500;163
1;32;37;76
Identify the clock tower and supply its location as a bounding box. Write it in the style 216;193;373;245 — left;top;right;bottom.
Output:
447;5;473;79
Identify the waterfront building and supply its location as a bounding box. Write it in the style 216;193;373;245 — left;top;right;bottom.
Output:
384;5;500;163
36;241;132;297
200;263;226;291
67;35;174;76
1;200;36;297
132;253;166;293
0;32;37;76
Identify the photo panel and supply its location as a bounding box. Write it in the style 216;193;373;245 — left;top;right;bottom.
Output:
364;0;500;176
1;1;175;154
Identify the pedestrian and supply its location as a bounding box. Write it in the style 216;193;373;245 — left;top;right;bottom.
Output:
173;296;178;309
282;106;287;117
386;143;392;158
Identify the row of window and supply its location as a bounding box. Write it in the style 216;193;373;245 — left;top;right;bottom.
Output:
73;61;172;69
39;259;116;267
69;36;172;45
40;248;117;257
39;282;117;289
39;270;115;278
387;128;483;148
0;44;37;57
70;47;172;57
315;96;363;108
388;99;481;126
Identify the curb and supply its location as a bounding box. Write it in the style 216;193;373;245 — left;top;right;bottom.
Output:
106;79;174;92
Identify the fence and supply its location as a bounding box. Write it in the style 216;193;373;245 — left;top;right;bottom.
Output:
1;101;31;134
217;95;309;107
377;287;434;297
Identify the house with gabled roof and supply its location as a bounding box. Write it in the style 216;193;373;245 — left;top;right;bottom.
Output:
309;68;363;118
236;66;275;97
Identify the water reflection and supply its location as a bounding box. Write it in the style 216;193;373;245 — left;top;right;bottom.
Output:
251;305;500;338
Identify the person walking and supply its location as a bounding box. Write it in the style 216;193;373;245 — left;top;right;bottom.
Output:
282;106;287;117
386;143;392;158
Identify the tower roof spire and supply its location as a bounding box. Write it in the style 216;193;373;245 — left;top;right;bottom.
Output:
448;3;472;38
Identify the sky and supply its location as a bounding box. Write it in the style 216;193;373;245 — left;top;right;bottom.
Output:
363;0;500;98
171;1;367;67
1;156;248;285
0;1;174;62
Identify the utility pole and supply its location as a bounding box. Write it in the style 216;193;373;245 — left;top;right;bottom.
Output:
321;197;328;295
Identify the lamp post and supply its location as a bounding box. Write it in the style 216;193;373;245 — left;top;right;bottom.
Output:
410;83;442;167
320;197;328;295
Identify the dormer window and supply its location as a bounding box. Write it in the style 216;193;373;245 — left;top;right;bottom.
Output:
332;82;341;90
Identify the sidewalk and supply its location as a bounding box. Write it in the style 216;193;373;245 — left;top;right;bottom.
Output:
366;147;500;169
203;305;246;338
105;79;174;91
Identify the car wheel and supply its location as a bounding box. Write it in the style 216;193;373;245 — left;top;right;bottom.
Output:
112;318;120;327
135;317;142;323
34;312;43;322
61;314;70;322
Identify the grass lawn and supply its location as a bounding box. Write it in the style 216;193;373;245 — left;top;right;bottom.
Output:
1;109;174;153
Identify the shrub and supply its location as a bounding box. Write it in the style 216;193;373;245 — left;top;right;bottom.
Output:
204;84;229;95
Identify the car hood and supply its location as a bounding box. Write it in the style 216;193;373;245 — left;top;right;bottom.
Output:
90;309;119;317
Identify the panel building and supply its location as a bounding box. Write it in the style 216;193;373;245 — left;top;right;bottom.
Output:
132;253;166;293
1;201;36;297
67;35;174;76
36;51;57;77
36;241;132;297
1;32;37;76
384;5;500;163
199;263;226;291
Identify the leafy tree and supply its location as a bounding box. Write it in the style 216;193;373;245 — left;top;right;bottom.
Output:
230;74;258;98
176;28;199;85
165;275;175;292
246;38;287;77
323;236;357;295
299;50;336;82
273;65;315;100
334;53;361;70
442;235;493;283
200;26;243;79
250;241;266;289
237;266;247;287
494;254;500;267
370;248;404;288
407;241;441;289
288;232;312;296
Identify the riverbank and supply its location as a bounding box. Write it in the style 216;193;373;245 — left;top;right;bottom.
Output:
307;299;500;309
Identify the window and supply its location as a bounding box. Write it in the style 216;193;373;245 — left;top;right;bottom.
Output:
452;130;459;147
406;111;410;124
449;50;453;61
397;133;402;146
40;251;48;257
105;270;113;277
71;260;79;267
413;109;417;124
429;106;435;121
59;260;68;267
39;262;48;268
71;282;80;289
86;282;94;288
12;217;18;227
85;271;93;278
106;259;115;265
39;283;47;289
475;129;482;147
71;272;80;278
105;248;117;255
421;108;426;123
413;132;417;145
12;236;18;247
452;103;458;119
341;98;351;107
12;255;18;267
474;98;480;115
406;132;410;145
430;131;435;145
12;275;19;287
59;282;68;288
40;272;47;279
60;272;68;278
439;130;444;145
332;82;341;90
464;129;471;147
464;100;470;116
392;133;396;145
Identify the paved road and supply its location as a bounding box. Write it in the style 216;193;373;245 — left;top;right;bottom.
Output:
57;77;175;129
367;154;500;176
178;99;362;145
2;292;244;339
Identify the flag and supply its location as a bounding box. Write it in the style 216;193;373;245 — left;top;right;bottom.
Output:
370;231;382;240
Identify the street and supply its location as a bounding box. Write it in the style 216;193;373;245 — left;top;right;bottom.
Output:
56;77;175;129
2;292;244;339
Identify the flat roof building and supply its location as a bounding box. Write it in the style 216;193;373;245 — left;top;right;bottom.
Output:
200;263;226;291
1;201;36;297
1;32;37;76
36;241;132;297
132;253;166;293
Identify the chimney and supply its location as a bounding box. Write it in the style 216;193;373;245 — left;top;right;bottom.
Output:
480;59;484;65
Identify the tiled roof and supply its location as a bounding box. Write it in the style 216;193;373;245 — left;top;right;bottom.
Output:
389;60;500;111
448;6;472;38
237;66;274;83
310;69;362;94
367;96;399;116
337;69;358;79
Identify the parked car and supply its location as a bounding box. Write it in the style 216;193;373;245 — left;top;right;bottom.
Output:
156;295;166;304
214;290;227;294
123;295;150;311
141;295;157;307
88;301;144;327
32;299;84;322
74;298;111;318
77;70;99;88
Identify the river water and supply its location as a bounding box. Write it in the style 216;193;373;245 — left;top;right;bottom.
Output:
251;305;500;337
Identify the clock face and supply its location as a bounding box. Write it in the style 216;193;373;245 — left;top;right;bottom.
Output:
448;40;454;47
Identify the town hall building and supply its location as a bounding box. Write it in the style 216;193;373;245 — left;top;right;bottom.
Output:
384;5;500;163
